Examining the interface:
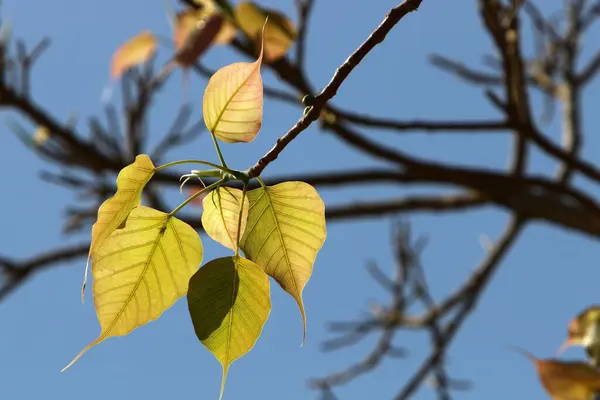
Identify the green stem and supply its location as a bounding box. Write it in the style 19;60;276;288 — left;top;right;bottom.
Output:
210;132;229;169
155;159;235;174
256;177;267;188
234;183;248;257
169;179;225;217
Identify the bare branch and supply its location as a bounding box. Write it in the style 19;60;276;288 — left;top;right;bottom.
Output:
247;0;424;177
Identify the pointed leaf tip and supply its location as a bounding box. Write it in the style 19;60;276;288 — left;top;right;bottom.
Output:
241;182;327;342
187;256;271;399
202;34;264;143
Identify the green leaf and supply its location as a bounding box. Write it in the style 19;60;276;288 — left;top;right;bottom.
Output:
202;187;249;251
63;206;203;371
241;181;326;342
187;256;271;400
83;154;156;301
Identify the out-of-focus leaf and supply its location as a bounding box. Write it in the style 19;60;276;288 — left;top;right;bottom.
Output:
516;346;600;400
110;30;157;79
236;1;297;62
174;6;236;49
33;126;50;146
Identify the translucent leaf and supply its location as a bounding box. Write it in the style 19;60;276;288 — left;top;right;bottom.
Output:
82;155;155;300
241;182;326;341
63;206;203;371
111;30;157;79
202;26;264;143
236;1;297;62
202;187;249;251
187;256;270;400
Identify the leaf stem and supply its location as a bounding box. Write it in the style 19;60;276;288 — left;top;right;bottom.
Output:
256;177;267;188
235;183;248;257
169;179;225;216
210;132;229;169
155;159;235;174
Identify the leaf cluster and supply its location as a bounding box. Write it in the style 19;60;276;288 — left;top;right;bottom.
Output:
62;6;325;399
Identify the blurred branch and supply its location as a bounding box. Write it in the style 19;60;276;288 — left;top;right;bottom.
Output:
0;243;90;302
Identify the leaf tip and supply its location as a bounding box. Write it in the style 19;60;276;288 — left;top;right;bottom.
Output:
218;364;230;400
299;298;307;346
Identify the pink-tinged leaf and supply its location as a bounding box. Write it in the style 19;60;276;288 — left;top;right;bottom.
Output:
202;24;265;143
110;30;157;79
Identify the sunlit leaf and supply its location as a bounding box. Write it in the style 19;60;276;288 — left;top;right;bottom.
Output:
241;182;326;342
516;347;600;400
202;187;249;251
187;256;270;400
111;30;157;79
202;23;264;143
236;1;297;62
82;155;155;301
64;206;203;371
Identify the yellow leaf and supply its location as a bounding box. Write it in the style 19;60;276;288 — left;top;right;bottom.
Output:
515;346;600;400
202;187;249;251
64;206;203;371
187;256;270;400
82;155;155;301
241;182;326;342
202;23;264;143
236;1;297;62
33;126;50;146
111;30;157;79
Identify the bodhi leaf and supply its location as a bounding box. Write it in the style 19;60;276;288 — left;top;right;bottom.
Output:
174;5;236;49
241;181;326;342
63;206;203;371
202;187;249;251
111;30;157;79
202;23;265;143
515;347;600;400
82;154;155;301
187;256;270;400
236;1;297;62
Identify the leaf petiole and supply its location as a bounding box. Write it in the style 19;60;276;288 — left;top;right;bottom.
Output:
210;131;229;169
234;183;248;257
154;159;235;175
169;179;226;217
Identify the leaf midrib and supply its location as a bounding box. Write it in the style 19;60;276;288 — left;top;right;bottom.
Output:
264;189;301;298
209;60;261;134
98;216;170;339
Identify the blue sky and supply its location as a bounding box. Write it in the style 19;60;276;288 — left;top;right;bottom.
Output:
2;0;600;399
